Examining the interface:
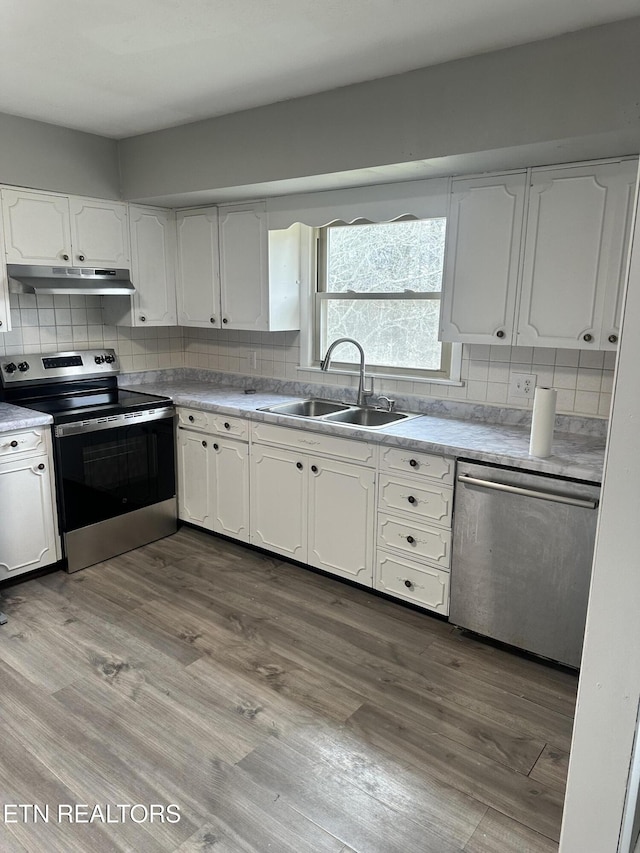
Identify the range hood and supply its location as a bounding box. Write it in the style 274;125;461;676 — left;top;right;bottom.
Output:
7;264;135;296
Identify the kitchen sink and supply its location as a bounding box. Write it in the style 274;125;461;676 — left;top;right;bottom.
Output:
259;399;351;417
323;408;415;427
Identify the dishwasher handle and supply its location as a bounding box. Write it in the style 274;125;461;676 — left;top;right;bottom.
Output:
457;474;599;510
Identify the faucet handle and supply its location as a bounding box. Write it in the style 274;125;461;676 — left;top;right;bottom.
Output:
377;395;395;412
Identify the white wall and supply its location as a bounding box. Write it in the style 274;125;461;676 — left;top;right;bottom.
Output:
119;17;640;203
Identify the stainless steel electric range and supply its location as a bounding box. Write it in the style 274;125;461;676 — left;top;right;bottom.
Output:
0;349;177;572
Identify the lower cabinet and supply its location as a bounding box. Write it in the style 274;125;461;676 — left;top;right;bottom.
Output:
177;409;249;543
0;427;60;579
250;438;375;585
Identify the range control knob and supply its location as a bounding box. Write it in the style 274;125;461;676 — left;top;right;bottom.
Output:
17;362;30;372
104;354;116;364
94;355;105;364
3;362;17;373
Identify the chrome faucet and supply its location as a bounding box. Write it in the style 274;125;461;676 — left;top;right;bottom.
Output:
320;337;374;407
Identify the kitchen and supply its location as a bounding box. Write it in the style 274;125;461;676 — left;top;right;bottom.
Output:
0;5;640;852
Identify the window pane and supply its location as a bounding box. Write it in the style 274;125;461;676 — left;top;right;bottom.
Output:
324;299;442;371
326;219;446;294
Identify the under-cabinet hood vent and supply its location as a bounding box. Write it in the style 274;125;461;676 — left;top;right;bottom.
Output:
7;264;135;296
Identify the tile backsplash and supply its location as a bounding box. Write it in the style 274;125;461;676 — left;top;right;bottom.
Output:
0;295;615;419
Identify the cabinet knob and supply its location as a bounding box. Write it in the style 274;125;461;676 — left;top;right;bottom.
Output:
10;440;18;448
404;579;413;589
296;461;303;470
407;495;416;505
210;317;216;324
213;443;219;450
78;254;85;262
496;329;505;339
202;440;207;447
311;464;318;473
188;415;194;422
406;535;415;545
0;320;3;327
62;253;69;261
37;463;45;471
224;422;230;430
139;316;146;322
608;334;618;344
583;333;593;343
409;459;418;468
222;318;228;325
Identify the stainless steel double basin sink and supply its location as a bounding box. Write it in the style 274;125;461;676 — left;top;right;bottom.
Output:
258;398;419;429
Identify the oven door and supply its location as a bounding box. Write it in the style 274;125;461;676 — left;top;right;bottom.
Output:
55;412;176;533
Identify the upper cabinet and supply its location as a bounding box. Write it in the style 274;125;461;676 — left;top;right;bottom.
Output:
104;204;177;328
1;188;130;268
440;158;638;350
176;201;300;331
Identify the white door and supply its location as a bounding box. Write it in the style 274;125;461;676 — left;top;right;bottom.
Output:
218;203;269;330
177;429;213;529
211;436;250;542
250;444;307;560
440;174;526;345
129;205;177;326
68;197;130;267
176;208;221;328
0;455;58;578
307;457;375;585
517;161;633;348
2;188;72;265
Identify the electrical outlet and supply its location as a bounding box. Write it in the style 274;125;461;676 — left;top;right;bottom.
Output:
248;351;257;370
509;372;537;398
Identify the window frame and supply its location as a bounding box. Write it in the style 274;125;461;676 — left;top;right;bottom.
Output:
312;219;456;382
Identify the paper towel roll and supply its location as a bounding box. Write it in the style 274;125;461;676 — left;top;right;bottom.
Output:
529;387;557;457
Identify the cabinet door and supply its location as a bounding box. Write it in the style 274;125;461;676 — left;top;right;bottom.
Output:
307;457;375;585
130;205;177;326
176;208;221;328
2;188;72;265
218;203;269;330
440;174;526;345
250;444;306;561
517;161;632;349
0;212;10;332
0;454;59;578
68;197;130;267
211;437;249;542
177;429;214;529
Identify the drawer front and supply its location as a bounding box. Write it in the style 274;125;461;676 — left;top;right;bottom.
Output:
376;549;449;615
378;474;453;528
251;422;375;465
379;446;454;484
177;408;248;440
0;428;47;460
377;512;452;568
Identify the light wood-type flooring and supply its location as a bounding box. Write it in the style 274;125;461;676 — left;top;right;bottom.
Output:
0;526;577;852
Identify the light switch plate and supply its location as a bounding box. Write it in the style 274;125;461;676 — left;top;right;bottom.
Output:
510;372;537;398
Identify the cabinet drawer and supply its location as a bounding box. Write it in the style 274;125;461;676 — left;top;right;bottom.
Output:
378;474;453;528
379;446;454;484
376;549;449;615
377;512;451;568
251;422;375;465
177;408;248;440
0;428;47;460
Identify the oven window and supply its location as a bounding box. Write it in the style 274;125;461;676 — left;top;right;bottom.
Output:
56;418;175;531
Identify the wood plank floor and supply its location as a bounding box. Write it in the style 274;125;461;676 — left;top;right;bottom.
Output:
0;526;577;852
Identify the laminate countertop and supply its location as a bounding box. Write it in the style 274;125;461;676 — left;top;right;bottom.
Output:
122;380;606;483
0;403;52;434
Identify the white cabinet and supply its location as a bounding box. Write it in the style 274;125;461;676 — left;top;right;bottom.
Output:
0;206;10;333
517;160;638;350
440;158;638;350
1;187;130;267
176;203;300;331
0;427;60;579
250;424;375;585
176;409;249;543
440;173;526;345
374;447;454;615
104;205;177;327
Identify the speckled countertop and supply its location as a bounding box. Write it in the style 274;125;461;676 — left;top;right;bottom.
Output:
0;403;52;434
121;379;606;483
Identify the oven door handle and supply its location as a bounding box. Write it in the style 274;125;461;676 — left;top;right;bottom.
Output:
456;474;599;510
55;406;174;437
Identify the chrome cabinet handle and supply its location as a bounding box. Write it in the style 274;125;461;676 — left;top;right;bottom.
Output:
457;474;599;509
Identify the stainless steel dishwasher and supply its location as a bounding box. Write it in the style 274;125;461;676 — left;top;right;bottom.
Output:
450;460;600;668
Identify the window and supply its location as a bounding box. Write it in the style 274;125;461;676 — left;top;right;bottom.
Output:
314;218;452;379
